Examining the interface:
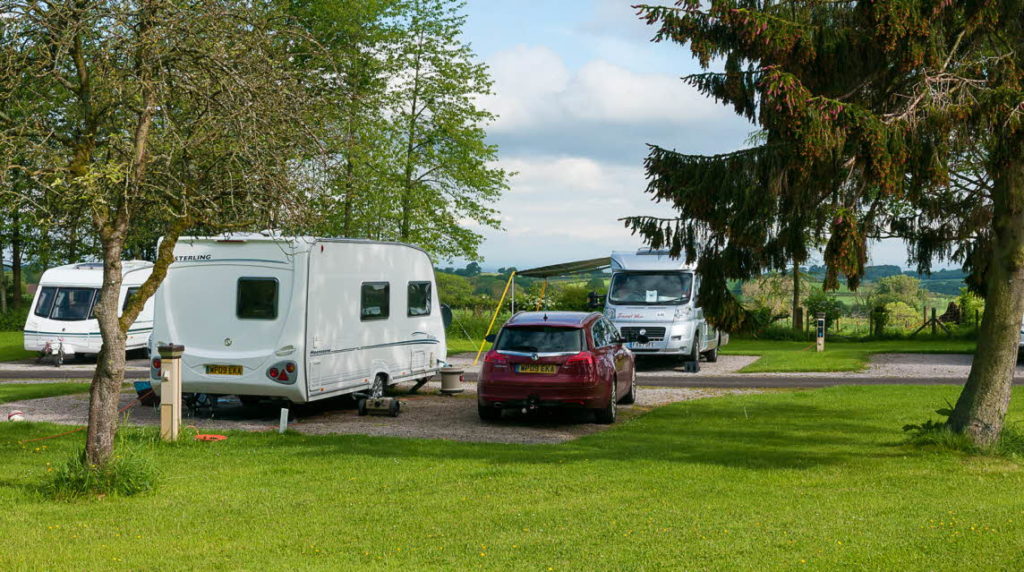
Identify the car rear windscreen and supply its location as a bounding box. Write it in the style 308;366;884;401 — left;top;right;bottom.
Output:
496;326;582;353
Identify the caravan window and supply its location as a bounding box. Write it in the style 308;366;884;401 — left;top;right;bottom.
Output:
50;288;98;321
34;287;57;318
237;278;278;320
408;282;431;317
122;287;140;313
361;282;390;321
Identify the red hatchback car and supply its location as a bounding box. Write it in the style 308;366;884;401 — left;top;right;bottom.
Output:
478;311;637;424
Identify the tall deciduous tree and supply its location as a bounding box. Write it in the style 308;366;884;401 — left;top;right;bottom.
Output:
388;0;509;260
0;0;323;466
626;1;1024;446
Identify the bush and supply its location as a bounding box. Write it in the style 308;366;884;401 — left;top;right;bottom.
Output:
0;304;29;331
884;301;919;330
43;442;158;500
957;287;984;326
804;288;845;330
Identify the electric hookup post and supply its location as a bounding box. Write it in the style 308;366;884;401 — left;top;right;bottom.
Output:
816;312;826;353
158;344;184;441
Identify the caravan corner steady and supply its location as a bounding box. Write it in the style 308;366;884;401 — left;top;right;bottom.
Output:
605;249;728;361
149;234;447;404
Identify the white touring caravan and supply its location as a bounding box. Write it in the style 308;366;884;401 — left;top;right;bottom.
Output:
148;234;448;404
604;250;727;361
23;261;155;364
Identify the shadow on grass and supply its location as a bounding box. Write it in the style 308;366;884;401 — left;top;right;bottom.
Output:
260;398;904;471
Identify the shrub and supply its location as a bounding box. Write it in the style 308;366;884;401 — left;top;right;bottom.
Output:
0;304;30;331
883;301;919;330
804;288;845;330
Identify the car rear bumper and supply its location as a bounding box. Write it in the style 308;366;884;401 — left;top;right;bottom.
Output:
478;381;609;409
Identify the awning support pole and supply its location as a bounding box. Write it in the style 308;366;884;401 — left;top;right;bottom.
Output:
473;271;516;366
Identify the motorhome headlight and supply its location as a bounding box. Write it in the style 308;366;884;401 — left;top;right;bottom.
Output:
674;306;692;319
604;308;616;320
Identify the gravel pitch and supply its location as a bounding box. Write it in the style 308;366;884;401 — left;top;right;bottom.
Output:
3;381;759;445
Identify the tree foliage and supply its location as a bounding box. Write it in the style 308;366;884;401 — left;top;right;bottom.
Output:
628;0;1024;445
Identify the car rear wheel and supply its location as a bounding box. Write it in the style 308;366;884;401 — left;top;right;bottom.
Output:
619;370;637;405
594;378;617;424
478;403;501;422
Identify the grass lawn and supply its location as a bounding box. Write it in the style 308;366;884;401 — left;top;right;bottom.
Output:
0;383;90;405
447;336;484;355
2;385;1024;569
0;331;33;362
722;338;977;373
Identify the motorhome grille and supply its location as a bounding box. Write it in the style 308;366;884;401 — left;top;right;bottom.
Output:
619;326;666;341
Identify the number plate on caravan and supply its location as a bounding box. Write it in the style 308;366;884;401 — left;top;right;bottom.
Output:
205;365;243;375
516;364;557;374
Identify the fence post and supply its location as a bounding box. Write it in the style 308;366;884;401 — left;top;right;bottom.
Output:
931;308;937;335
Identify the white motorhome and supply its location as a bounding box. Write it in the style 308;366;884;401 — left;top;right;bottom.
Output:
23;261;155;362
604;250;727;361
148;234;447;404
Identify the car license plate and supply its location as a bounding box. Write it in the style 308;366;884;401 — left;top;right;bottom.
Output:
516;364;557;374
205;364;243;376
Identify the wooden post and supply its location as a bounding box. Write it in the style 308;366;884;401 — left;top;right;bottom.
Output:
931;308;937;335
816;312;826;352
159;344;185;442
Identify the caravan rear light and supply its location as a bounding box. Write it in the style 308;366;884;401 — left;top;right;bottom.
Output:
269;367;280;378
152;358;162;372
267;361;298;384
285;362;296;373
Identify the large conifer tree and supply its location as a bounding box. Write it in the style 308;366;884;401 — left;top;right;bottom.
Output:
627;1;1024;446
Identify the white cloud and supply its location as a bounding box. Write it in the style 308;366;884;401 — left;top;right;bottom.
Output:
485;45;730;134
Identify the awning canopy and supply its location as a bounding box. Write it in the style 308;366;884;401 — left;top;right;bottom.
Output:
517;257;611;278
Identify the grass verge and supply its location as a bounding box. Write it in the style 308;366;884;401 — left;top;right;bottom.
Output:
0;331;33;362
721;338;977;373
2;386;1024;568
0;383;90;405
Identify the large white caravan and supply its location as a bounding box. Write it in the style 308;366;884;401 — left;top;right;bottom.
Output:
148;234;448;404
604;250;727;361
24;261;155;362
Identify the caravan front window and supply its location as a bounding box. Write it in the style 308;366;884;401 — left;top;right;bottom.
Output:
49;288;98;321
34;287;57;318
361;282;390;321
237;278;279;320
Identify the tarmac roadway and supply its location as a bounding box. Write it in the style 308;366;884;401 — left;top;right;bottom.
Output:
4;353;1024;389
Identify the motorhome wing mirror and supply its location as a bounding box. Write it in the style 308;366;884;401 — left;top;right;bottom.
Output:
586;291;601;309
636;334;650;345
441;304;453;329
484;333;496;343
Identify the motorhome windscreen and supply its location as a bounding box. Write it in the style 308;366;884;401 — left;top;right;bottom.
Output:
47;287;99;321
237;278;279;320
609;272;692;305
496;326;583;353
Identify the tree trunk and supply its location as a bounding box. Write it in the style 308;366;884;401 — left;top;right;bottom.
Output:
0;239;7;314
792;259;802;332
949;142;1024;446
84;241;127;466
11;207;22;308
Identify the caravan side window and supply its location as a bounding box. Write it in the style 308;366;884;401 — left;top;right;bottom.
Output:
237;278;279;320
408;282;431;317
361;282;390;321
122;287;140;313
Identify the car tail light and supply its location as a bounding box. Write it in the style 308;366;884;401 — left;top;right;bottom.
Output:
482;351;509;374
563;351;595;380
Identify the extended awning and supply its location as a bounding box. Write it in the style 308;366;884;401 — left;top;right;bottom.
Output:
517;257;611;278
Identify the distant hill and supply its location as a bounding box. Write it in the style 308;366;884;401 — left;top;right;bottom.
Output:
785;264;966;297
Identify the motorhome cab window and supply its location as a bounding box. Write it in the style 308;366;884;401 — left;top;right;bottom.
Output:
407;281;431;317
608;272;692;305
237;278;279;320
361;282;390;320
48;288;98;321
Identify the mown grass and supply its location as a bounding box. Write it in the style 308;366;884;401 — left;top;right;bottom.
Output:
0;331;33;362
0;383;90;404
722;338;977;373
2;386;1024;569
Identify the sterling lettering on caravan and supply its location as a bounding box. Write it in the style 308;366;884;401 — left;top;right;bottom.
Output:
174;255;212;262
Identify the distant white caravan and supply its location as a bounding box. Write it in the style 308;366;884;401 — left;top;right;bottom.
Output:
23;261;155;361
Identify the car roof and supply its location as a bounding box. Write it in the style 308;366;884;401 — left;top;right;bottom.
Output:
504;311;601;328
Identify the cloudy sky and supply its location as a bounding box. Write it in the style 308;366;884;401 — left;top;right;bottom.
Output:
457;0;913;271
